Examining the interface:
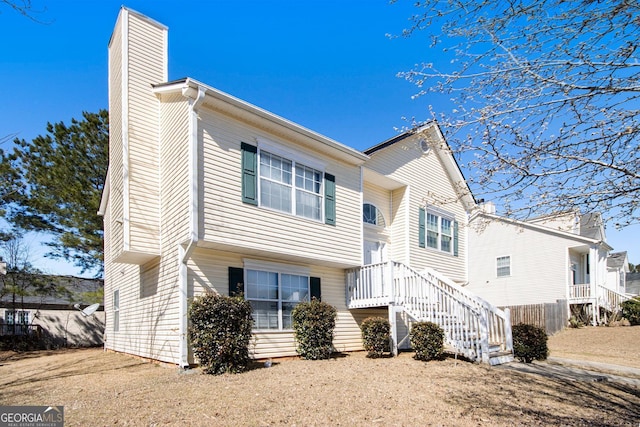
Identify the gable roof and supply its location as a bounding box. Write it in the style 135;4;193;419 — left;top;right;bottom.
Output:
607;251;629;270
364;122;476;211
152;78;369;166
580;212;606;241
0;274;104;309
472;210;614;250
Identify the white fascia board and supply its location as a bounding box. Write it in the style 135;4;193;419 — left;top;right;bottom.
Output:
425;124;476;212
472;211;607;246
153;79;369;166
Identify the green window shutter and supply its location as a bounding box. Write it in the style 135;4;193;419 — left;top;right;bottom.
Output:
418;207;426;248
310;277;321;301
241;142;258;205
453;220;459;257
324;173;336;225
228;267;244;297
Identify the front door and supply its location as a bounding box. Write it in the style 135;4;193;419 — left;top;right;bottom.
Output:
364;240;385;265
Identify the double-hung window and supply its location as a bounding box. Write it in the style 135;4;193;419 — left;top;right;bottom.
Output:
259;150;323;221
496;256;511;277
245;269;310;330
420;207;457;255
113;290;120;332
241;142;335;224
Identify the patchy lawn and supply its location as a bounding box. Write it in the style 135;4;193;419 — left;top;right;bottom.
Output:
0;326;639;426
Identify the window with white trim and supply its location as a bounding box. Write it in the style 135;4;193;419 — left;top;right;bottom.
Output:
363;203;386;227
426;210;454;254
245;269;310;330
497;256;511;277
113;290;120;332
259;150;323;221
5;310;29;325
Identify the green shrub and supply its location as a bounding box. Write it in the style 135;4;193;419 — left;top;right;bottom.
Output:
361;317;390;358
621;297;640;326
512;323;548;363
188;293;254;374
291;299;337;360
410;321;445;361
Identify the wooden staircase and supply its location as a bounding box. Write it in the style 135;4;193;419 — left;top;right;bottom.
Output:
347;261;514;365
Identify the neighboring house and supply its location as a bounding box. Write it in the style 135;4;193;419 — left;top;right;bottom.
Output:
606;251;629;295
99;8;513;367
626;272;640;296
466;206;629;324
0;274;104;347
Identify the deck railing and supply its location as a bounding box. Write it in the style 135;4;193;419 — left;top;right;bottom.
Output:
597;285;630;313
569;283;591;299
347;261;512;363
568;283;630;310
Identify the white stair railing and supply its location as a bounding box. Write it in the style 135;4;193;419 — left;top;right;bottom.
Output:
346;261;513;363
597;285;630;313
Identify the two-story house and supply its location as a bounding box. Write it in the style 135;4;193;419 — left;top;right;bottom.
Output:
466;206;629;325
99;8;513;367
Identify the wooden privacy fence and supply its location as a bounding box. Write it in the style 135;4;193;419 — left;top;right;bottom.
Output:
501;300;568;335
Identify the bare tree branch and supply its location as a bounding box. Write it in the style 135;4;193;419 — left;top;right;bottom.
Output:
395;0;640;227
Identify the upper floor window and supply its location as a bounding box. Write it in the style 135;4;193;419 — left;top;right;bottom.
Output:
497;256;511;277
241;142;335;225
419;207;458;256
363;203;386;227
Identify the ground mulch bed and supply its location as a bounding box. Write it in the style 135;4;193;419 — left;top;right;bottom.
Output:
0;326;639;426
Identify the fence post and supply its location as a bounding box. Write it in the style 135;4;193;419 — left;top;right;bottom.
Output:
388;303;398;357
504;308;513;353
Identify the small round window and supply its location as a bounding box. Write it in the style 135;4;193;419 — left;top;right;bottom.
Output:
420;138;430;154
363;203;386;227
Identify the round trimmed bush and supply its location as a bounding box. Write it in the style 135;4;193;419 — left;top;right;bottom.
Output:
410;321;445;361
291;299;337;360
188;293;254;374
512;323;548;363
361;317;391;358
621;297;640;325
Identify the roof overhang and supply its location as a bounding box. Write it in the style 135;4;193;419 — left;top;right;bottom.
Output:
471;211;614;250
153;78;369;166
362;167;406;190
365;122;476;212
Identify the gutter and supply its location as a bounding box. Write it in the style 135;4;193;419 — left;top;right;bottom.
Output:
177;85;206;368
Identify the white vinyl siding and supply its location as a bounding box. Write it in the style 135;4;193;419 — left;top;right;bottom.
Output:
108;9;167;263
199;109;362;267
467;214;598;306
188;248;368;360
364;128;468;282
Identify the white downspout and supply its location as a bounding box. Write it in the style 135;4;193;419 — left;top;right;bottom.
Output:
178;84;206;368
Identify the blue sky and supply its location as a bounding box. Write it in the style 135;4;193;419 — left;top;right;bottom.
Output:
1;0;637;275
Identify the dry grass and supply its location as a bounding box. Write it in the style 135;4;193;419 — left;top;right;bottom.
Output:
547;326;640;368
0;326;639;426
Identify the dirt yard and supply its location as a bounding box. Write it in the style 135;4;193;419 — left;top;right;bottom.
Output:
0;326;639;426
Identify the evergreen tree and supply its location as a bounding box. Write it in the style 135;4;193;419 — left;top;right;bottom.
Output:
2;110;108;275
